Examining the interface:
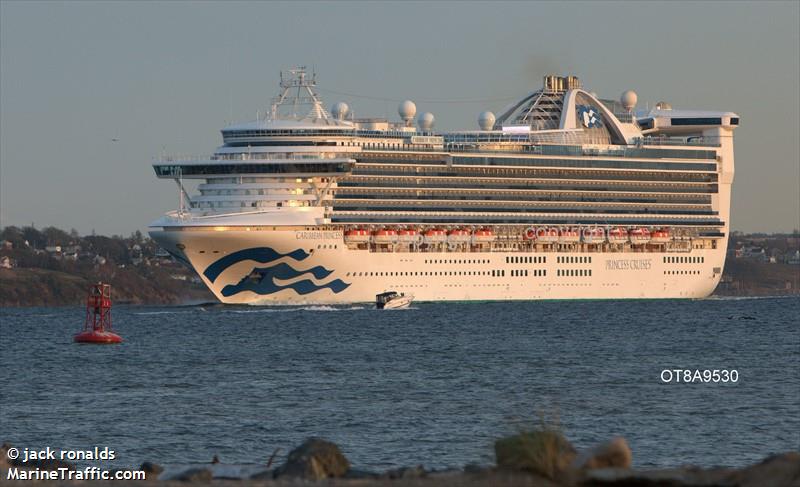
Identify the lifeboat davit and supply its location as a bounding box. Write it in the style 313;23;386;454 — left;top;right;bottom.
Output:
423;229;447;243
608;227;629;244
344;229;370;243
473;228;496;243
447;229;471;243
629;227;651;244
582;227;606;244
650;228;671;244
397;229;420;243
536;227;559;244
558;227;581;244
372;229;398;244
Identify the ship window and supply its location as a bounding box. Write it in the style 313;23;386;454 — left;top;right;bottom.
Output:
671;117;722;126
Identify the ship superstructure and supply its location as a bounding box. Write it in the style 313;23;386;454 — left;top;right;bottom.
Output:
149;67;738;303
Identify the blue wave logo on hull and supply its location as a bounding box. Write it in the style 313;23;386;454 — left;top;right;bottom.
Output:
203;247;349;297
204;247;310;283
220;262;350;297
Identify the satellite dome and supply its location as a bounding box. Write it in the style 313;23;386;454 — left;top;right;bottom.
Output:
331;102;349;120
620;90;638;111
417;112;435;131
478;111;495;131
655;101;672;110
398;100;417;124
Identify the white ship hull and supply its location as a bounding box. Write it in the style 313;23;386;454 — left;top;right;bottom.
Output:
151;228;727;304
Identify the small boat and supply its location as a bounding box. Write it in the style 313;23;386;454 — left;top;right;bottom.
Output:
537;227;559;244
650;228;671;244
423;229;447;243
344;229;370;243
558;227;581;244
376;291;414;310
582;227;606;244
372;229;398;244
629;227;651;245
447;229;471;243
473;228;496;243
608;227;629;244
397;229;420;243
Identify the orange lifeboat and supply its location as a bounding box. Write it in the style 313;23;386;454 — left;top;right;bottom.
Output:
558;227;581;244
473;228;496;243
397;229;420;243
523;227;537;241
447;228;471;243
536;227;559;244
651;228;671;244
423;229;447;244
344;228;370;243
582;227;606;244
629;227;651;244
372;229;398;244
608;227;629;244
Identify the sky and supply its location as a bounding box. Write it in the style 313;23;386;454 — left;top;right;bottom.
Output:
1;1;798;235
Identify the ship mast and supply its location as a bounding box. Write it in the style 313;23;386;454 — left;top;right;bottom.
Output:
269;66;330;121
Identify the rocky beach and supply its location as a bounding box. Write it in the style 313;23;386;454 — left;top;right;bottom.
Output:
2;436;798;487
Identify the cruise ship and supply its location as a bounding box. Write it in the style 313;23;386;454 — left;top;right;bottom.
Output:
148;67;738;304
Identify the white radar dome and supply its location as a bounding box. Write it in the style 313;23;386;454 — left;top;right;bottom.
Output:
417;112;435;131
478;111;495;131
621;90;638;111
331;102;349;120
398;100;417;123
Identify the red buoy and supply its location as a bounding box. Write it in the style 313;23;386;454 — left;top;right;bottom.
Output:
74;283;122;344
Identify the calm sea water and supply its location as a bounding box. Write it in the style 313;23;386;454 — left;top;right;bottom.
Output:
1;297;798;471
